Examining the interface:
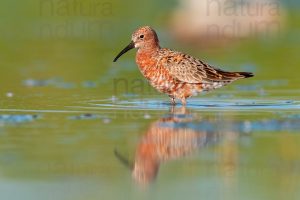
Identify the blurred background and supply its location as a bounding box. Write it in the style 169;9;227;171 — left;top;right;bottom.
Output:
0;0;300;200
0;0;299;98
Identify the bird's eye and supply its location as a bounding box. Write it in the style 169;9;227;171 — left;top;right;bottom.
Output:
139;35;144;39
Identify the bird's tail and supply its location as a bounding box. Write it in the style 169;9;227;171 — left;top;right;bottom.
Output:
217;70;254;80
236;72;254;78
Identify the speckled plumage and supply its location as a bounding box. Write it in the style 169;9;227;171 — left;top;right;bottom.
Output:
113;26;254;105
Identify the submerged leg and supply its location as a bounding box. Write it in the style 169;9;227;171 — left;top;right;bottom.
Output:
169;96;176;106
170;104;186;114
181;98;186;106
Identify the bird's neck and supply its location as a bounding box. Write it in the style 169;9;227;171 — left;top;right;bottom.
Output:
136;46;160;67
138;44;160;55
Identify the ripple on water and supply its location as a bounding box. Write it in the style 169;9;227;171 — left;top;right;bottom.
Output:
68;113;111;123
0;114;40;124
74;98;300;111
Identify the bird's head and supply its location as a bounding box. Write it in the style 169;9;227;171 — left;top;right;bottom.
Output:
113;26;159;62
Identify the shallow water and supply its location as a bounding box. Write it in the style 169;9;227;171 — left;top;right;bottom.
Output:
1;1;300;200
1;91;300;200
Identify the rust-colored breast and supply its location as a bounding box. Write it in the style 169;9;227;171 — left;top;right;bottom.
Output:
136;51;176;94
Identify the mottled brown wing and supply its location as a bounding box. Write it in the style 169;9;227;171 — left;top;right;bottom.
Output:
159;49;244;84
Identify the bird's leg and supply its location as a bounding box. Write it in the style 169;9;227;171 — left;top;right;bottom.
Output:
169;96;176;106
170;105;175;114
181;98;187;106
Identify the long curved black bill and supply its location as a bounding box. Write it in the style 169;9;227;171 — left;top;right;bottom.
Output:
113;41;135;62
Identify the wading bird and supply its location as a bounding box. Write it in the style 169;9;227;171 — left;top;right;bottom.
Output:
113;26;253;106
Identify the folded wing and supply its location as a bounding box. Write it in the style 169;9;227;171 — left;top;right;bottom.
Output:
159;49;253;84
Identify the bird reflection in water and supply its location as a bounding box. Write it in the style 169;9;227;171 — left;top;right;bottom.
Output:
115;107;239;187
